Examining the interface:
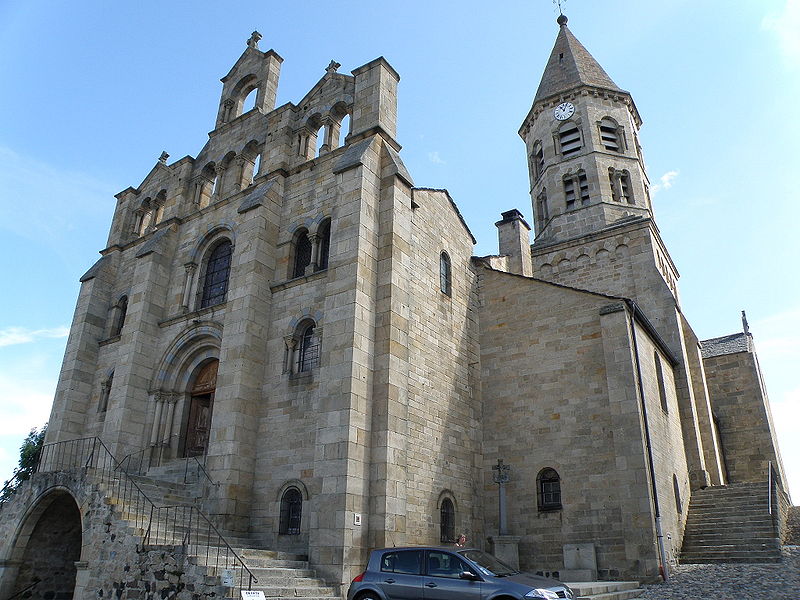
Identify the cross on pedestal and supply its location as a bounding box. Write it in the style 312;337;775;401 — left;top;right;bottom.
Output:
492;459;511;535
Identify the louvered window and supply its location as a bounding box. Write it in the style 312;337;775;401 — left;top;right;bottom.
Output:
609;168;634;204
564;172;589;209
533;143;545;180
599;118;621;152
558;124;582;157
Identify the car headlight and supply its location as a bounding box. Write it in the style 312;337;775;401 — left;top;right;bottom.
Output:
525;589;559;600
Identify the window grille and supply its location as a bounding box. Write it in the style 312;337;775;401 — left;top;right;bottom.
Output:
296;324;320;372
440;252;452;296
537;468;562;511
440;498;455;543
200;240;232;308
279;488;302;535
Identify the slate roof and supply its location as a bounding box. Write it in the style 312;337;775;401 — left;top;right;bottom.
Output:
700;332;751;358
534;15;623;104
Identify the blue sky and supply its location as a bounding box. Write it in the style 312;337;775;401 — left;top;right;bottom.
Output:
1;0;798;501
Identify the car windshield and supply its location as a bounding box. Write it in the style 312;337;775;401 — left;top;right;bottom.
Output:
458;550;519;577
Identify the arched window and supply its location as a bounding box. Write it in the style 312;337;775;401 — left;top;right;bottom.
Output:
279;487;302;535
439;252;452;296
599;117;622;152
533;141;544;180
137;198;153;235
440;498;455;543
537;468;562;511
292;230;312;278
200;240;233;308
242;87;258;113
110;295;128;337
98;371;113;413
338;114;351;147
317;219;331;271
296;321;320;373
558;122;582;157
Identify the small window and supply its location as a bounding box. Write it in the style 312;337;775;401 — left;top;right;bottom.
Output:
200;240;233;309
110;295;128;337
440;498;455;543
296;322;320;373
533;142;545;180
292;230;312;278
537;468;562;511
599;118;621;152
564;172;589;209
440;252;452;296
536;188;549;224
655;351;668;413
279;487;302;534
380;550;423;575
673;474;683;514
317;220;331;271
558;123;582;157
609;168;634;204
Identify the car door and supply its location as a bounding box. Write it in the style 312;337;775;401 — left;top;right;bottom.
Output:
375;549;425;600
422;550;482;600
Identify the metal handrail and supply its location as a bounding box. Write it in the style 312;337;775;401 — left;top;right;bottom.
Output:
768;461;773;516
34;437;255;591
115;433;218;487
5;577;40;600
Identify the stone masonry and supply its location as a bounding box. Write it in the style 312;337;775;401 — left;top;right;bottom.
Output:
0;16;791;598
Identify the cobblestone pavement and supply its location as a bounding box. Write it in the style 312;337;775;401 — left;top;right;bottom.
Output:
637;547;800;600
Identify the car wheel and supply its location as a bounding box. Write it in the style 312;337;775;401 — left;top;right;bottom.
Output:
356;593;380;600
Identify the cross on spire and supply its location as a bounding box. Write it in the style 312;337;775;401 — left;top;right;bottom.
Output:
553;0;567;16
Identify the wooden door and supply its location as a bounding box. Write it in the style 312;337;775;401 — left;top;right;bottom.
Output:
184;360;217;457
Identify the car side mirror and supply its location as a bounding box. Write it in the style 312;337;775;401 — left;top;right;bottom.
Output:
459;571;480;581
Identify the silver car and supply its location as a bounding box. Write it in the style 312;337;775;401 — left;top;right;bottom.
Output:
347;546;574;600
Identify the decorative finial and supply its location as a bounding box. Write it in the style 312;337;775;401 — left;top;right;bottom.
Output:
159;151;169;164
247;31;262;49
325;60;341;74
553;0;568;25
742;310;750;336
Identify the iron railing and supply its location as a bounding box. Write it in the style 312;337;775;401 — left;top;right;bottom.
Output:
35;437;255;592
116;433;219;487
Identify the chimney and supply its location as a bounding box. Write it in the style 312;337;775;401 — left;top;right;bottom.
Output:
496;209;532;277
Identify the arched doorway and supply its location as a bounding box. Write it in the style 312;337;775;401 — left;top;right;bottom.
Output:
11;491;82;599
183;359;218;457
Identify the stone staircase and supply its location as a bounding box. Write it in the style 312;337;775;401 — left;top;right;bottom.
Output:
680;482;781;564
100;460;339;599
566;581;643;600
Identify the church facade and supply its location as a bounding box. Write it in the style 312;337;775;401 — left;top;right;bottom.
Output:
0;17;789;597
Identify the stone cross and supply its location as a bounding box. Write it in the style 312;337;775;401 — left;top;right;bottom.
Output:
492;459;511;535
326;60;341;74
247;31;262;49
158;151;169;164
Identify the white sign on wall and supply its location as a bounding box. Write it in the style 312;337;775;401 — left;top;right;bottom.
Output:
241;591;266;600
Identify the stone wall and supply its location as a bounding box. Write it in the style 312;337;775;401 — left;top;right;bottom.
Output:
787;505;800;546
0;471;228;600
703;349;783;484
477;268;662;580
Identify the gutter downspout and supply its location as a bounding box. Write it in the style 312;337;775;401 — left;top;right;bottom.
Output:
627;300;670;582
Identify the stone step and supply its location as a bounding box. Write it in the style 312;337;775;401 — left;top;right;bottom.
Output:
566;581;643;600
680;554;781;564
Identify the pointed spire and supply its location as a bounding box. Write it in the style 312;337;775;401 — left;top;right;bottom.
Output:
533;15;622;104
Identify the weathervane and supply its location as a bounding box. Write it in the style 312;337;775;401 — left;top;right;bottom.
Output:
553;0;567;15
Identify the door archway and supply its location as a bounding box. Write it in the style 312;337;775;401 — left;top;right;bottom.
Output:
183;359;218;457
10;491;82;599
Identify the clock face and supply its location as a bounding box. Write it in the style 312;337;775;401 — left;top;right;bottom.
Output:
554;102;575;121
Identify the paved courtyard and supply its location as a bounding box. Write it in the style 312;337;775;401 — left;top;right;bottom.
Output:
637;546;800;599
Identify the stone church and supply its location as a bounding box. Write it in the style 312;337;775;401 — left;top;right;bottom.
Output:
0;16;790;600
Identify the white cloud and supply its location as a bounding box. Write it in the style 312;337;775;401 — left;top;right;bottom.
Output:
651;170;679;194
428;151;445;165
0;326;69;348
762;0;800;66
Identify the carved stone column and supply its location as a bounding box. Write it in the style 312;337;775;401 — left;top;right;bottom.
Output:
308;232;321;273
284;336;297;374
182;263;197;311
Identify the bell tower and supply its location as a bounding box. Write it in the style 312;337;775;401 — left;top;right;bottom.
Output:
520;14;652;245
